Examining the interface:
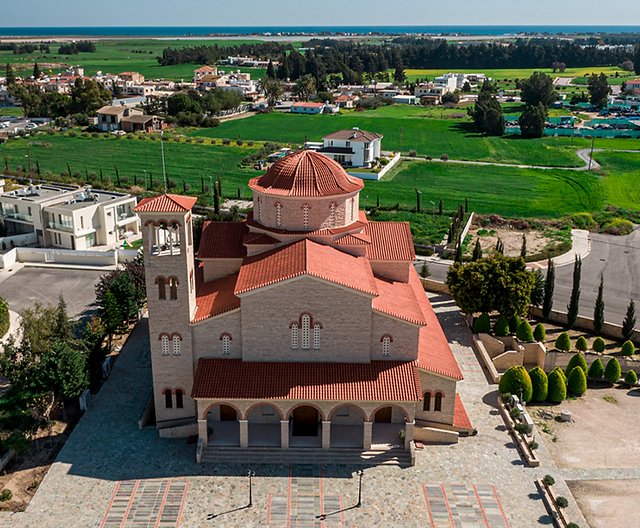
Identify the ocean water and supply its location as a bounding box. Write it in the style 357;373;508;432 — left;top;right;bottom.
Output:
1;26;640;37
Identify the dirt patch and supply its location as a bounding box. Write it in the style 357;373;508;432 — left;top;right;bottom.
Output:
530;385;640;469
568;479;640;528
468;225;549;258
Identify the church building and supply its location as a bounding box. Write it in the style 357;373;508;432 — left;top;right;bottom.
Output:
134;150;472;464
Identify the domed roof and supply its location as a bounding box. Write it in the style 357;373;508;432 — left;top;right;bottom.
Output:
248;150;364;197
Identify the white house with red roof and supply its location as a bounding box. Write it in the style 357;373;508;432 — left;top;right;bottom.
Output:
135;151;471;465
319;128;383;168
291;101;326;114
193;65;219;82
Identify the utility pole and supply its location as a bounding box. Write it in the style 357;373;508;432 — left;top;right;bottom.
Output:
588;136;595;170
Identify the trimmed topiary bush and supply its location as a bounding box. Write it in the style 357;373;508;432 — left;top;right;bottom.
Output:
565;353;588;377
542;475;555;486
576;336;588;352
529;366;548;402
473;312;491;334
555;332;571;351
567;523;580;528
516;321;534;342
587;358;604;379
624;369;638;386
555;496;569;509
567;366;587;395
533;323;546;342
621;340;636;356
508;315;522;334
605;357;621;384
498;365;533;402
593;336;605;353
494;316;510;337
547;368;567;403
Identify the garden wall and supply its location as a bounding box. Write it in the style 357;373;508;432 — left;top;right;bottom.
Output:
0;247;138;269
544;351;640;375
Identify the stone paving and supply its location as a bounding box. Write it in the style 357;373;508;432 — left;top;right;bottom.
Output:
1;294;599;528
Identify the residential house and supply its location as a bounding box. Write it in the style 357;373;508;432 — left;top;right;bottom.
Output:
96;106;143;131
121;114;165;133
335;94;359;108
291;102;326;114
193;66;218;82
118;72;145;84
319;128;383;167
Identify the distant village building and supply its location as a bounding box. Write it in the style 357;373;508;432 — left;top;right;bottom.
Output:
291;101;326;114
319;128;383;168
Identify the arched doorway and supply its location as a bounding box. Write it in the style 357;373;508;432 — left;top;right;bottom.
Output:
247;404;282;447
205;403;240;446
372;406;407;448
330;405;365;448
289;405;322;448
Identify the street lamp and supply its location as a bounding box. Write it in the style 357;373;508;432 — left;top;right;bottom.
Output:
357;469;364;507
248;469;256;507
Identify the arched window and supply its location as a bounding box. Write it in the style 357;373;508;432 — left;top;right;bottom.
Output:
164;389;172;408
222;335;230;355
301;315;311;349
434;393;443;412
158;278;166;300
175;389;184;409
275;202;282;227
382;336;390;356
169;278;178;300
330;202;336;227
291;323;298;349
161;335;170;355
313;324;321;350
172;335;181;355
423;392;431;411
303;204;309;229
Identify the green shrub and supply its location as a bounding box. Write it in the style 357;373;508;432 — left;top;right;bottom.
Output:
621;340;635;356
0;489;11;502
500;392;512;404
605;357;621;384
514;423;529;435
547;368;567;403
565;353;587;377
533;323;546;342
624;369;638;386
555;496;569;509
528;440;539;450
567;366;587;395
529;366;548;402
542;475;555;486
555;332;571;351
508;315;522;334
567;524;580;528
575;336;588;351
510;407;521;420
593;336;606;353
473;312;491;334
587;358;604;378
499;365;533;402
0;297;9;338
516;321;534;342
494;316;510;337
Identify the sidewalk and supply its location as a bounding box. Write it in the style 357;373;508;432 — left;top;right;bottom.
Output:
528;229;590;269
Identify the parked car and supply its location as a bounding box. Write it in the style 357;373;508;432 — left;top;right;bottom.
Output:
25;123;37;129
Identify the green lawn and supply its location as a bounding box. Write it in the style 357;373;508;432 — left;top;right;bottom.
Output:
0;107;23;117
363;160;604;219
595;151;640;210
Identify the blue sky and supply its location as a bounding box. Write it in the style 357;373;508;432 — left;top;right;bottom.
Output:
3;0;640;28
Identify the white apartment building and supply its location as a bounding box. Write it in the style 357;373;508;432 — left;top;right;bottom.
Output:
319;128;383;168
0;184;140;250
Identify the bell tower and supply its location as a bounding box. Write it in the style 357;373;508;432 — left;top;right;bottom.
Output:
134;194;198;426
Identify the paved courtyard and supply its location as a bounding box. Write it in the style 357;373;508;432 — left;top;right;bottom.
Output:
1;293;597;528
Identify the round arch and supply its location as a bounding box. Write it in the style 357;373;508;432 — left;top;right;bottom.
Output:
245;402;285;420
286;403;326;421
328;404;367;421
369;403;410;422
201;402;243;421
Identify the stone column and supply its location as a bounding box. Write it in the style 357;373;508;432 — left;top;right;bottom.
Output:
363;421;373;450
281;420;289;449
322;421;331;449
239;419;248;448
404;421;415;450
198;419;208;446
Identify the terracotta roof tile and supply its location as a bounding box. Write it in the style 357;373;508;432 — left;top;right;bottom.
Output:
198;221;248;259
372;275;427;326
234;239;377;296
192;359;422;402
193;272;241;323
365;221;415;261
248;150;364;197
323;129;383;142
334;233;371;246
292;102;325;108
134;194;197;213
453;394;473;431
243;232;280;246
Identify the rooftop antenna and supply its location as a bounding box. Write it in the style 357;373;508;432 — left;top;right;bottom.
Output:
161;131;167;194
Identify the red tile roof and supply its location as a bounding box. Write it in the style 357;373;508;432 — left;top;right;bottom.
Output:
372;275;427;326
453;394;473;431
365;221;415;261
333;233;371;246
235;238;377;296
243;232;280;246
248;150;364;197
198;221;248;259
192;358;422;402
323;129;383;142
193;272;241;323
134;194;197;213
292;102;325;108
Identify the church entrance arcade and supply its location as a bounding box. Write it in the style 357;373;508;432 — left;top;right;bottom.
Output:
247;404;282;447
329;405;365;448
288;405;322;448
372;405;408;448
205;404;240;447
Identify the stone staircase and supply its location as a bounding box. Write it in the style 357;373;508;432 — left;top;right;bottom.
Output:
199;446;413;466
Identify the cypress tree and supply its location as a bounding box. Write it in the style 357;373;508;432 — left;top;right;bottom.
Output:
465;198;468;213
472;238;482;261
217;173;222;197
543;259;555;320
213;185;220;215
376;195;380;207
567;256;581;328
6;63;15;85
415;188;421;213
149;172;153;189
266;59;276;79
593;273;605;334
495;238;504;255
66;162;72;178
36;159;40;175
33;62;41;79
622;299;636;342
438;198;443;215
133;172;137;186
114;164;120;186
520;233;527;258
99;168;103;183
201;174;205;193
454;236;463;262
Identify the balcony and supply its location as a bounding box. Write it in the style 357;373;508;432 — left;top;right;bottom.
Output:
47;221;74;233
117;211;138;225
3;212;33;222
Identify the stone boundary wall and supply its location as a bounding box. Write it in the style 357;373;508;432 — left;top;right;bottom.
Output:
0;247;139;269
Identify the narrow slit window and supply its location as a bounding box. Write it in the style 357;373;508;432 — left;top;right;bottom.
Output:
291;324;298;349
164;389;172;408
301;315;310;350
382;336;390;356
222;335;230;355
276;202;282;227
161;335;170;355
169;278;178;300
303;204;309;229
175;389;183;408
423;393;431;411
158;278;166;300
172;335;181;355
313;324;320;350
435;393;443;412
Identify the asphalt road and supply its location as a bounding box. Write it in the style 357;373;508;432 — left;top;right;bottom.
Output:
0;267;104;319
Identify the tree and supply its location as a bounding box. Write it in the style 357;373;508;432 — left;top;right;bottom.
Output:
472;239;482;261
593;274;605;334
519;104;546;139
622;299;636;342
294;74;316;101
530;269;544;308
567;366;587;396
95;255;146;310
529;366;548;402
636;46;640;75
520;71;556;108
33;62;41;79
266;59;276;79
473;313;491;334
419;262;431;278
542;259;555;320
100;291;125;351
508;315;522;334
587;358;603;378
69;78;112;115
258;77;284;107
565;352;587;377
495;238;504;255
621;340;635;356
575;336;588;352
520;233;527;258
567;256;582;328
587;72;611;109
517;321;534;342
604;357;621;384
6;63;15;85
393;59;406;84
555;332;571;351
547;367;567;403
494;316;510;337
468;89;504;136
593;336;606;353
624;369;638;386
438;198;443;215
533;323;546;342
167;93;201;116
499;365;533;402
107;273;139;321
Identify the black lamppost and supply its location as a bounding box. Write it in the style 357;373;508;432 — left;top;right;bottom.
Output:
248;469;256;507
357;469;364;507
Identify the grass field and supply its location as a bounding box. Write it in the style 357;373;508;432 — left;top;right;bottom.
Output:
595;151;640;211
0;107;23;117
